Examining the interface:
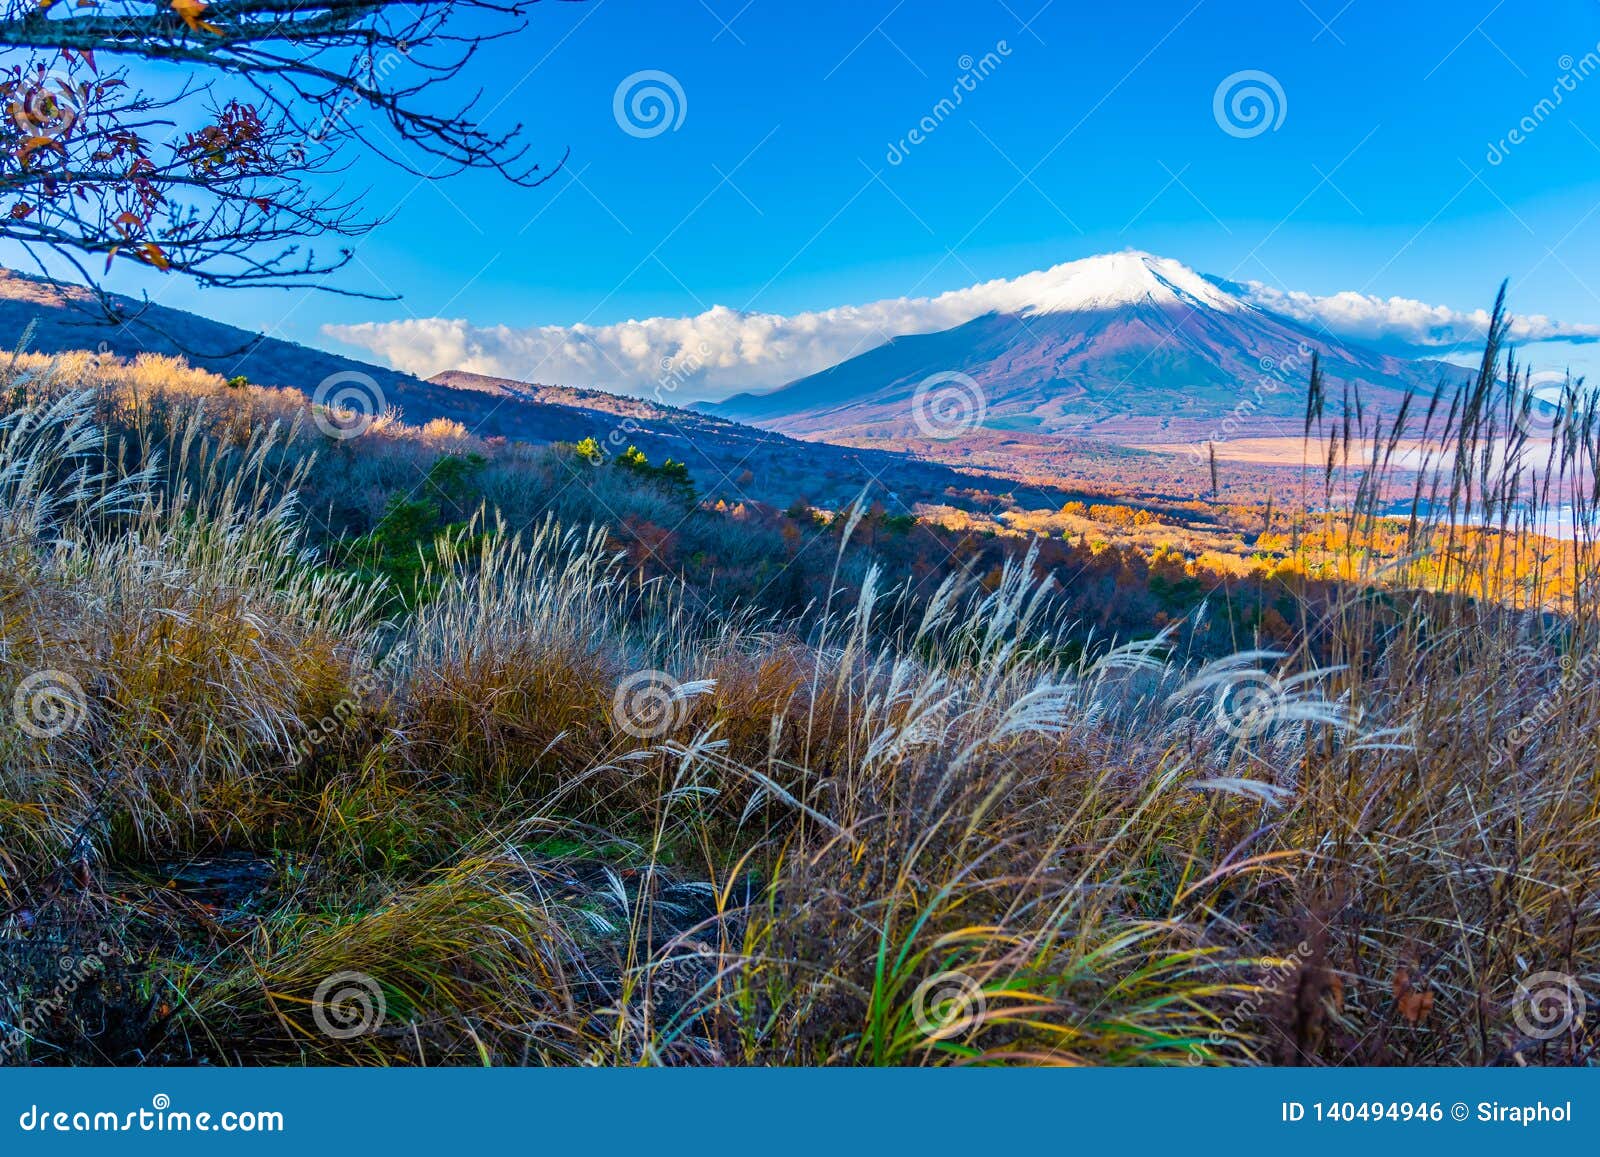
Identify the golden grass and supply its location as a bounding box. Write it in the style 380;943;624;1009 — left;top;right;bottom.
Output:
0;321;1596;1067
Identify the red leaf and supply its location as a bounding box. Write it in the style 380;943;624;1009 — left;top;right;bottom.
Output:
140;242;170;270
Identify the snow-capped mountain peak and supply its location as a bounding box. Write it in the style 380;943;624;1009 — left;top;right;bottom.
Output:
996;250;1245;316
715;249;1430;441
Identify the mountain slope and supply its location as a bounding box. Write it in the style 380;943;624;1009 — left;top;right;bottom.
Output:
0;269;435;400
713;251;1447;443
0;269;1078;511
427;369;1081;510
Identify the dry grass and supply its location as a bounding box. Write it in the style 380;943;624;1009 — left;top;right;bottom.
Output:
0;321;1595;1067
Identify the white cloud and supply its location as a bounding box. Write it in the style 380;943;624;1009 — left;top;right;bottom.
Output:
324;276;1050;400
1235;281;1600;354
323;254;1600;399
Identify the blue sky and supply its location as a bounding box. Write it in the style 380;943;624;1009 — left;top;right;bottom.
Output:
20;0;1600;393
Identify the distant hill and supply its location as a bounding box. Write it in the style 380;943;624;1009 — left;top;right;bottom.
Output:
0;269;1080;512
425;370;1080;511
0;268;434;401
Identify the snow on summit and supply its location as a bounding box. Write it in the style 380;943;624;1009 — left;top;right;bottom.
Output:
983;251;1245;316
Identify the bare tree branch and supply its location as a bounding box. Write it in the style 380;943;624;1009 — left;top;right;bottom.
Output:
0;0;576;320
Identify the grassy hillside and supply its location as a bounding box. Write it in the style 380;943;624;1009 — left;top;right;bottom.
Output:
0;269;1089;514
0;334;1596;1067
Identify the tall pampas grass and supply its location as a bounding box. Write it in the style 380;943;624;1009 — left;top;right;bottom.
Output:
1;310;1596;1067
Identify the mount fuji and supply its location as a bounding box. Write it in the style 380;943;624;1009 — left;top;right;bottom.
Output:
712;251;1443;443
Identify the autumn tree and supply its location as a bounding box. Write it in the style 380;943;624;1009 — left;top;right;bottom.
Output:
0;0;570;316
